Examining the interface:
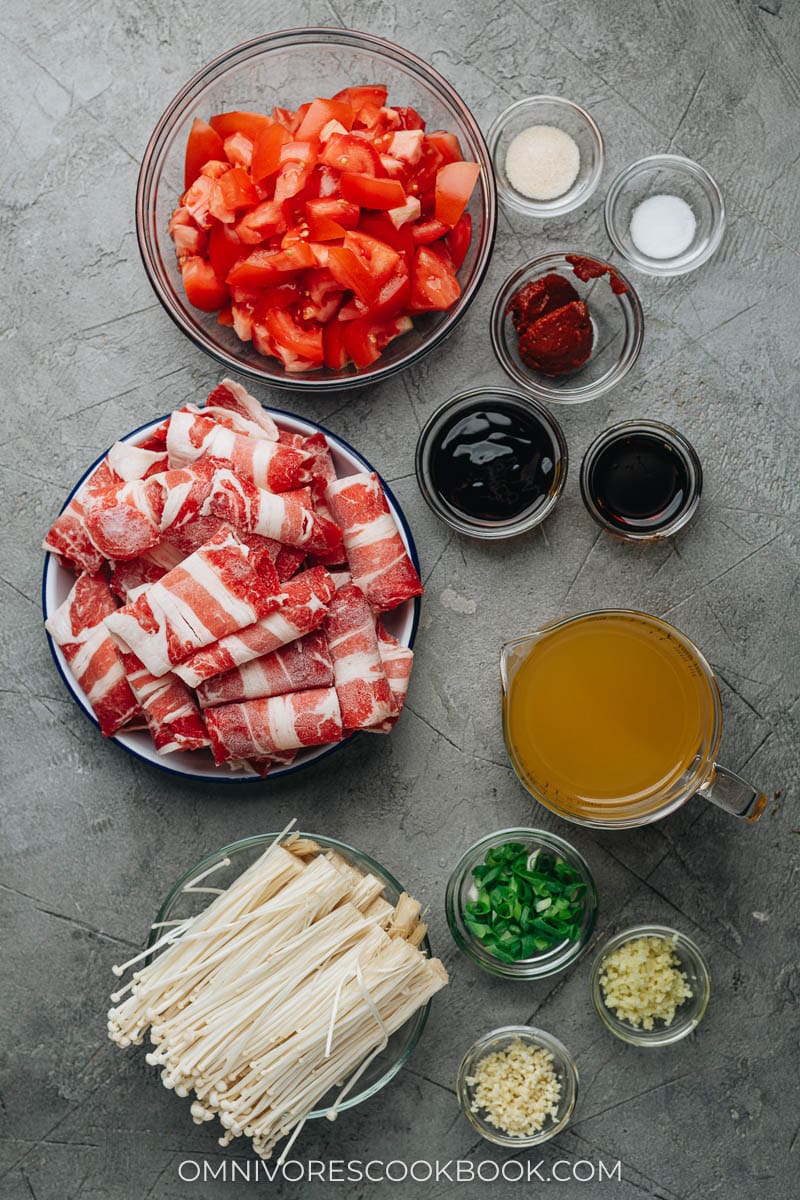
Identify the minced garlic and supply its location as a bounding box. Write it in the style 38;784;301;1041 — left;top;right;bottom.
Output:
600;935;692;1030
467;1039;561;1137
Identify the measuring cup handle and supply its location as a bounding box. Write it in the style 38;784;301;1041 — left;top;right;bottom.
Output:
696;763;768;823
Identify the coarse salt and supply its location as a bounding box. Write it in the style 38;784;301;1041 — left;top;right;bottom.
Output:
505;125;580;201
629;193;697;260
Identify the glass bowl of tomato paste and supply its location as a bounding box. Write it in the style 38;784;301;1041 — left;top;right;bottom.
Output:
137;27;497;392
490;251;643;404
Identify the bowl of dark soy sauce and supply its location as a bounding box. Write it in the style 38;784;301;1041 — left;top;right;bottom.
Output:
580;419;702;540
415;388;568;538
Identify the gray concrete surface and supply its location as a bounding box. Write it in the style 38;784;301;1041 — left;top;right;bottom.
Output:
1;1;798;1197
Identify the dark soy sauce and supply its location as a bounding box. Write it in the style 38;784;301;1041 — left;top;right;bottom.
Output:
429;402;556;522
589;432;690;532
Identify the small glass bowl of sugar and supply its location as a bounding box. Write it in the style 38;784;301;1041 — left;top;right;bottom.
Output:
487;96;604;218
605;154;725;276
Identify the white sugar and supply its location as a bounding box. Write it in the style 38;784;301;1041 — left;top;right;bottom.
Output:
630;193;697;259
505;124;580;201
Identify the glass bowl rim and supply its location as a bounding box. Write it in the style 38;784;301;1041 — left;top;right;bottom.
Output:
135;25;498;391
456;1023;579;1146
604;153;726;277
579;417;704;541
147;830;432;1115
590;923;712;1046
445;826;598;978
415;386;569;539
489;250;644;404
486;94;605;217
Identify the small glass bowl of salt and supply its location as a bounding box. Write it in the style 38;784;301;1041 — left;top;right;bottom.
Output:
487;96;604;218
605;154;725;276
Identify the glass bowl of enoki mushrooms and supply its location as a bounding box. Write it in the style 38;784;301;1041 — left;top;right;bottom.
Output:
107;823;447;1163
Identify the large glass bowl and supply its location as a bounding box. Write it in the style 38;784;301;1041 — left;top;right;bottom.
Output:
137;28;497;391
148;832;434;1117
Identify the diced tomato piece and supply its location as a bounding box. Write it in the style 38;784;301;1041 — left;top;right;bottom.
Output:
353;101;400;133
251;124;291;182
302;268;345;322
306;213;346;240
223;132;254;168
343;230;401;287
411;218;450;244
232;303;254;342
280;141;317;165
327;246;380;305
333;85;389;110
235;199;287;244
272;106;296;131
208;181;237;224
344;313;412;368
208;223;243;279
392;106;426;131
427;130;463;164
340;173;406;210
199;159;231;179
389;130;424;164
379;155;409;182
320;134;384;176
446;211;472;270
357;213;415;258
410;245;461;312
296;97;355;140
302;164;341;200
218;166;259;211
217;302;234;327
323;320;349;369
264;307;323;369
306;198;360;228
210;110;274;141
226;243;317;287
274;158;314;204
184;119;225;189
252;282;302;318
435;161;480;227
171;223;206;259
181;257;227;312
290;102;311;135
387;196;421;229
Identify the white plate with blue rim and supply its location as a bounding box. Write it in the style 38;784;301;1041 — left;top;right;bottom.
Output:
41;407;421;783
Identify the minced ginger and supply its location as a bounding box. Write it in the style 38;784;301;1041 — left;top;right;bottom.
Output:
600;934;692;1030
467;1040;561;1137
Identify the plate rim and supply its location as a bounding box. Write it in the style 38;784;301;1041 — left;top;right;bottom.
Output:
41;404;422;784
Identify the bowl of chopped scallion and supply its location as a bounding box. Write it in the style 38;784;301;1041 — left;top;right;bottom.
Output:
445;829;598;978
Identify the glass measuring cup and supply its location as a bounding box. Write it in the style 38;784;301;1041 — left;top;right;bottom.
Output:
500;610;767;829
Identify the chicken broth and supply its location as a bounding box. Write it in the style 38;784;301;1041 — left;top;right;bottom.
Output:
504;613;716;821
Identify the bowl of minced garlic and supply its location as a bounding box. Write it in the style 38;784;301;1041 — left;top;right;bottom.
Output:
591;925;711;1046
456;1026;578;1145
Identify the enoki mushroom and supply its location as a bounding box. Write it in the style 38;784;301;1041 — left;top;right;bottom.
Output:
108;824;447;1161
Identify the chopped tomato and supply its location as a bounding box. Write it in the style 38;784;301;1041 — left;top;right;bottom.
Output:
251;124;291;182
411;218;450;244
184;119;225;189
343;230;401;287
264;307;323;370
210;111;274;142
446;212;472;270
435;161;480;227
181;257;227;311
173;85;475;372
392;105;426;130
427;130;463;164
340;173;406;210
208;223;244;280
410;245;461;311
327;246;380;305
323;320;349;369
306;197;360;229
296;97;355;140
226;243;317;287
223;132;254;168
218;167;259;211
333;85;389;110
320;134;384;176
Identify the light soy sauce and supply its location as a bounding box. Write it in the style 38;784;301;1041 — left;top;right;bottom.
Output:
430;402;556;523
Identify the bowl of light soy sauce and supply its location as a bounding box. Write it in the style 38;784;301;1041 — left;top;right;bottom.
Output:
580;419;702;540
415;388;568;539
